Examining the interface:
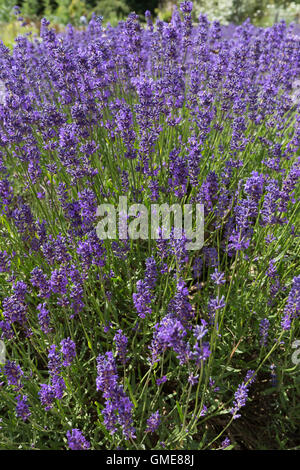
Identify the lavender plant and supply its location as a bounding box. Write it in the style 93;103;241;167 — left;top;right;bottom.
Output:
0;4;299;450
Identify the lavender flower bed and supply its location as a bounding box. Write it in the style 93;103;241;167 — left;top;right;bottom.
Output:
0;3;299;450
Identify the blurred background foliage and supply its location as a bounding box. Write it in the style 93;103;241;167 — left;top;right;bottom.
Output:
158;1;300;25
0;0;299;47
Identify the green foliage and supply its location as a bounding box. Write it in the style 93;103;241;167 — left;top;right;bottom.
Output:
92;0;129;23
54;0;71;24
69;0;87;21
229;0;300;25
1;0;299;26
0;0;15;23
156;1;173;21
22;0;43;19
43;0;53;17
183;0;299;25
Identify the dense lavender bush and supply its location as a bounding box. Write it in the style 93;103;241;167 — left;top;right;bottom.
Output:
0;4;299;450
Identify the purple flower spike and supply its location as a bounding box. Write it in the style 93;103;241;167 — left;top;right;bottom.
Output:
66;429;90;450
